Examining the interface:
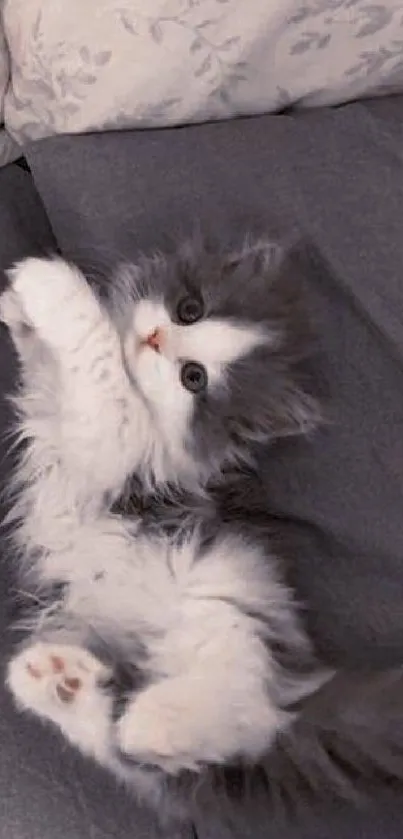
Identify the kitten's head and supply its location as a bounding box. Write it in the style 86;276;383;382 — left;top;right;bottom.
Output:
110;239;320;488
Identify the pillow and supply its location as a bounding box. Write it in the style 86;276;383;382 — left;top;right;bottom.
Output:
3;0;403;148
0;20;8;125
0;15;18;165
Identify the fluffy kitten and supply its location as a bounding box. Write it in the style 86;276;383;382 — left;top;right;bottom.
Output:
2;240;403;830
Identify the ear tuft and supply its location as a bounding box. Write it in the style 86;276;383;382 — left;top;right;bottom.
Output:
226;238;283;274
228;378;322;453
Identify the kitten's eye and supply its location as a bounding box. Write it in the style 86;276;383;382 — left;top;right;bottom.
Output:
176;295;204;325
180;361;208;394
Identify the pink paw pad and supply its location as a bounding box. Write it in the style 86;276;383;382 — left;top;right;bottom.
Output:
8;642;111;719
20;645;102;709
26;653;83;703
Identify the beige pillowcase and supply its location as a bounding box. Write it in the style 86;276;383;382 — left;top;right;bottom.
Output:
2;0;403;149
0;20;8;123
0;10;19;165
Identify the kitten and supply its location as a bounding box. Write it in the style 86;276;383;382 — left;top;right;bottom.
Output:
2;240;403;830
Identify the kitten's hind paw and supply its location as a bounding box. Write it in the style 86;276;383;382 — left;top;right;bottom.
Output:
116;674;278;774
7;642;110;712
116;683;205;774
7;643;114;760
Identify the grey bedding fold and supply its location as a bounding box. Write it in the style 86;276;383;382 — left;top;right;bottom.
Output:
23;97;403;668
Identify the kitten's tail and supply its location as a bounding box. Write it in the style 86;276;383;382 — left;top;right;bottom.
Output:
273;667;403;799
191;667;403;829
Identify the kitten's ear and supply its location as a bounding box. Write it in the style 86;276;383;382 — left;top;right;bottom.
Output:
225;238;283;274
230;387;322;449
265;388;322;439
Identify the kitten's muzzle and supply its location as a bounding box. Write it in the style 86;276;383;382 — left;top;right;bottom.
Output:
141;328;162;354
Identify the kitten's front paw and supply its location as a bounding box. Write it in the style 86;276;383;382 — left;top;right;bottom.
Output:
0;286;31;333
116;684;205;774
7;258;72;342
0;285;40;360
7;642;111;718
6;257;97;351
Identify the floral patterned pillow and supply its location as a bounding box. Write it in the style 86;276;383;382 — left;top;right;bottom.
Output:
2;0;403;150
0;18;14;166
0;18;19;166
0;22;7;117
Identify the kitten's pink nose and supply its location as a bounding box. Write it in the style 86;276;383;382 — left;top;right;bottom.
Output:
143;328;162;353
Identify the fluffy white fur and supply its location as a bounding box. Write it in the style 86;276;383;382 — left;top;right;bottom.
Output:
2;257;297;779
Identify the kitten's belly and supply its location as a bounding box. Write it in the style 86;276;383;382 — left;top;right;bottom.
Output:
56;524;180;633
50;520;274;681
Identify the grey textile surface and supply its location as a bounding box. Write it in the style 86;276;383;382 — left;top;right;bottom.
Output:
0;96;401;838
26;95;403;670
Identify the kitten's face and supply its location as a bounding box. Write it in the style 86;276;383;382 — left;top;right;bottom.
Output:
111;240;319;486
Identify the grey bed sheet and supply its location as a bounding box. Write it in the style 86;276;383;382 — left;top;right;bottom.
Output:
0;95;402;838
26;95;403;668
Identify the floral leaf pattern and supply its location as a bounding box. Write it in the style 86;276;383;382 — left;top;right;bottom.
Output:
0;0;403;157
0;17;9;124
0;17;20;164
